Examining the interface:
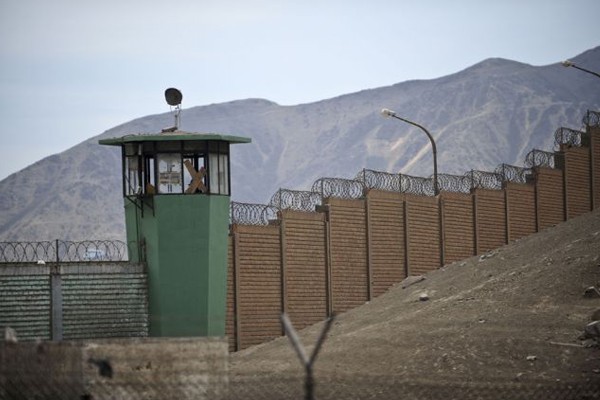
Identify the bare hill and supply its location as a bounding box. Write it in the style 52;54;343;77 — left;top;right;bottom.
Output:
1;47;600;241
229;208;600;397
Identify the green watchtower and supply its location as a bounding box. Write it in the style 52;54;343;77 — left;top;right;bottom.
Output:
100;127;250;337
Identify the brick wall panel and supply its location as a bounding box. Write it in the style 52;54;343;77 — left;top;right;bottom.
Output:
535;167;564;229
474;189;506;253
506;183;536;241
234;225;281;350
564;146;591;219
406;195;440;275
281;210;327;331
327;198;368;313
440;192;474;264
366;190;406;297
226;236;235;352
592;126;600;210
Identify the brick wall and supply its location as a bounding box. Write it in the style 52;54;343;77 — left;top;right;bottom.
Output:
534;167;565;230
406;194;441;275
440;192;475;264
226;126;599;350
590;126;600;209
474;189;507;253
562;146;592;219
326;198;369;313
367;190;406;297
281;210;328;331
506;182;536;242
226;236;236;352
233;224;282;350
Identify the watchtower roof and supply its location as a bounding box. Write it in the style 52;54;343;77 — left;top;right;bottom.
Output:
99;131;251;146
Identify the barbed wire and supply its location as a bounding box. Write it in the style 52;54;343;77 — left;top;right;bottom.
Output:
583;109;600;127
269;188;322;212
355;169;407;193
466;170;503;190
494;164;532;184
554;127;584;149
403;174;435;196
524;149;555;169
0;241;56;263
230;201;277;226
354;169;437;196
311;177;365;200
437;173;472;194
0;240;128;263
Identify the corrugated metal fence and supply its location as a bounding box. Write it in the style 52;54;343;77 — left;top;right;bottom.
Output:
0;263;148;341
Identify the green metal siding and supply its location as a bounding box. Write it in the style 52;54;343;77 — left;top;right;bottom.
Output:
62;272;148;340
134;195;230;337
124;200;143;263
0;263;148;341
0;272;51;340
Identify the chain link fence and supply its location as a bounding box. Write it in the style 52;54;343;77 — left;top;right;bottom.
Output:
0;337;228;400
2;370;598;399
2;372;225;400
228;374;599;400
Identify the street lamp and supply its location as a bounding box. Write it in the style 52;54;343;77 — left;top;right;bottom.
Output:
561;60;600;79
381;108;439;196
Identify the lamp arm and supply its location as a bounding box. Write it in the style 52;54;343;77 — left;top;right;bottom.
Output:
571;64;600;79
391;116;437;155
390;114;439;195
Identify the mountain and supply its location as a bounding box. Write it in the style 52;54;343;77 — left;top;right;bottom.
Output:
1;47;599;241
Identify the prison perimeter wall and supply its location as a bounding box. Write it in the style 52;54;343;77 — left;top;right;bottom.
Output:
226;115;600;351
1;112;599;354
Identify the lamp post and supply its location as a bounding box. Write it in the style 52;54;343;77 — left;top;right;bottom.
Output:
381;108;439;196
562;60;600;79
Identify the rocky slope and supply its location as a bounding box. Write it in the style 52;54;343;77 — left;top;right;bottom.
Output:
1;47;599;241
229;208;600;398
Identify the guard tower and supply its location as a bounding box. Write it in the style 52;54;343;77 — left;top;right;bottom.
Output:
100;130;250;337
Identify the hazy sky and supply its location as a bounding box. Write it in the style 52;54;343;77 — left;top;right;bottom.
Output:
0;0;598;181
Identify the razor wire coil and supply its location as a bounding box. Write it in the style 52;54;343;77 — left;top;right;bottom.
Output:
402;174;435;196
554;127;584;149
466;170;503;190
437;173;471;194
311;177;365;200
230;201;277;226
355;169;406;193
583;110;600;127
0;240;128;263
525;149;555;169
269;189;322;212
495;164;532;184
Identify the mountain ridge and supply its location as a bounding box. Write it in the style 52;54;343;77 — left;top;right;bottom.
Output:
1;46;599;241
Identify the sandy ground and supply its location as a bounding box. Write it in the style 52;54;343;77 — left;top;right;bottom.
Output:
228;209;600;398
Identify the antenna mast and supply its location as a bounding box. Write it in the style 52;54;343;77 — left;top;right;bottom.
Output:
163;88;183;133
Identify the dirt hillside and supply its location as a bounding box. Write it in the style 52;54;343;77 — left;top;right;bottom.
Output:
229;208;600;398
